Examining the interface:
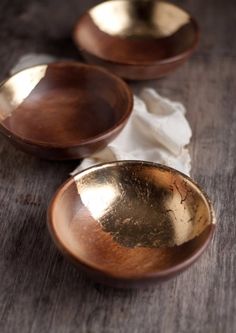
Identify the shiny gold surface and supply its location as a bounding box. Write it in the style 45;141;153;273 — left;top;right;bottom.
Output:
74;161;215;248
89;0;190;38
0;65;47;122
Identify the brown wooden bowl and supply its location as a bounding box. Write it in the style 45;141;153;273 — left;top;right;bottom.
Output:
74;0;199;80
0;62;133;160
48;161;215;288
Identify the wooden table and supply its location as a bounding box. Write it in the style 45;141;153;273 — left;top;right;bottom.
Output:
0;0;235;332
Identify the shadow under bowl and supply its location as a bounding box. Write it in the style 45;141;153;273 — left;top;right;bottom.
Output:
74;0;199;80
0;62;133;160
48;161;215;288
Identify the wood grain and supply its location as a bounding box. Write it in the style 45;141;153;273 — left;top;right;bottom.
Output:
73;1;199;80
0;0;235;332
0;62;133;160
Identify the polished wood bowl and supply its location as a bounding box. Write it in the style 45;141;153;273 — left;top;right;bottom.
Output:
0;62;133;160
48;161;215;288
74;0;199;80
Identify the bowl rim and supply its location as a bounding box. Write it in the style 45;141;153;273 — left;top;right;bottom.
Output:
0;61;133;149
73;0;200;67
47;160;216;282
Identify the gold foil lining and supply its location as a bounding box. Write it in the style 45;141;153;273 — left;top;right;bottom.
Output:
0;65;47;121
89;1;190;39
74;163;214;249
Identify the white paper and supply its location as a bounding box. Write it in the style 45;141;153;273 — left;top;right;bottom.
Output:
73;88;192;175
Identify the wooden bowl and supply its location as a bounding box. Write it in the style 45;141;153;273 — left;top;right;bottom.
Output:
0;62;133;160
48;161;215;288
74;0;199;80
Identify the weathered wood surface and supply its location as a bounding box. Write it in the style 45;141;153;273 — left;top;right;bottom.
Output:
0;0;235;332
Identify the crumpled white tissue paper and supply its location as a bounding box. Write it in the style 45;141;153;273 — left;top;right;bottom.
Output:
73;88;192;175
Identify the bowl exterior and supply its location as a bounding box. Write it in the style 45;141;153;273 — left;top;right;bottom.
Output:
80;50;193;80
0;118;128;160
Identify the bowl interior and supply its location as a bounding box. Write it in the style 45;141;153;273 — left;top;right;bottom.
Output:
50;162;214;279
0;62;131;145
75;0;198;65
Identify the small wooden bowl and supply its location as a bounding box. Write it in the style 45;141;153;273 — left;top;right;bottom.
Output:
48;161;215;288
0;62;133;160
74;0;199;80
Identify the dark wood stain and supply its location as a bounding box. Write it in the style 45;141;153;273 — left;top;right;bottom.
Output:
0;0;235;332
3;86;117;144
75;16;197;63
74;1;199;80
0;62;133;160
